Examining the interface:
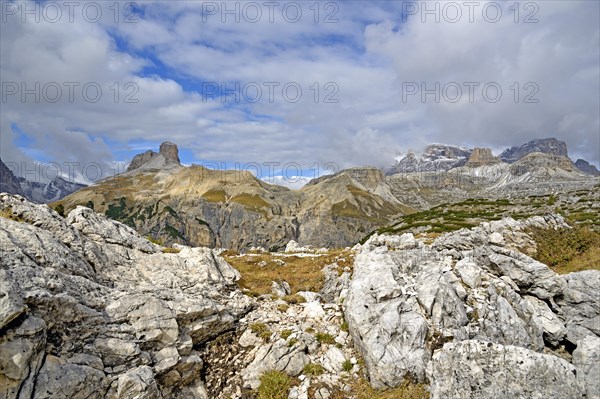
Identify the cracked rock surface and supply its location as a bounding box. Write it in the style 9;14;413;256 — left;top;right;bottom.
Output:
0;194;253;399
345;214;600;398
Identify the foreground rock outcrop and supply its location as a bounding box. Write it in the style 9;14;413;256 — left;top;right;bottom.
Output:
0;194;253;398
345;215;599;398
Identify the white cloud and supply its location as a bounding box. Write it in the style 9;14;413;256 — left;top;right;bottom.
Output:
1;0;598;183
261;176;313;190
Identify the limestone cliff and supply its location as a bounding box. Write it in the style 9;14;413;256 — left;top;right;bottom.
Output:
464;147;501;167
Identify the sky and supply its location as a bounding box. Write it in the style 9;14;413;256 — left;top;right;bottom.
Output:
1;0;599;186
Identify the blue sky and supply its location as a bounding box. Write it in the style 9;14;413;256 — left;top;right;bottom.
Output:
1;1;599;184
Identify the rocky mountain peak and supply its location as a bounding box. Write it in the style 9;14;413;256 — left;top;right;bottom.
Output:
126;141;181;172
510;152;575;175
465;147;501;167
387;144;473;174
159;141;180;164
0;158;24;197
575;159;600;176
424;143;472;160
500;138;568;163
340;167;385;189
1;158;86;203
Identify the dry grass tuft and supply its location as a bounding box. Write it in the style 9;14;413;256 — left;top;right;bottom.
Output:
257;370;293;399
529;226;600;274
0;206;25;222
223;249;354;295
350;378;429;399
162;247;181;254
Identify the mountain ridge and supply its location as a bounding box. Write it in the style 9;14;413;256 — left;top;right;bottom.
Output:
0;158;86;203
56;148;413;250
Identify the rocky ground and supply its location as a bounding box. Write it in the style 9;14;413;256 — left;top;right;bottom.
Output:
0;194;253;398
347;215;599;398
1;193;599;399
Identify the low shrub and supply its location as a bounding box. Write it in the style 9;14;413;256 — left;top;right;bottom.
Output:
257;370;291;399
303;363;324;376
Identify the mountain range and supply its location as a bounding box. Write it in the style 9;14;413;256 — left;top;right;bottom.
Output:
55;143;412;250
1;137;598;249
44;137;598;250
0;158;86;203
388;138;599;176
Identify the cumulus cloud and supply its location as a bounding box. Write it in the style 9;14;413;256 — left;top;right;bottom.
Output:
1;0;598;184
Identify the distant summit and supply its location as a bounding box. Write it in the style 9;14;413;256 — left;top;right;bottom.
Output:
500;138;568;163
0;158;85;203
0;158;24;197
575;159;600;176
387;144;472;174
387;138;598;178
126;141;182;172
465;148;501;168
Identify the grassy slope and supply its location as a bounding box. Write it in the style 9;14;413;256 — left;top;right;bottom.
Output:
365;185;600;243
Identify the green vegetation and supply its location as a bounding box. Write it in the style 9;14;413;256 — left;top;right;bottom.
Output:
351;378;429;399
283;294;306;304
287;338;299;347
364;187;600;242
331;198;396;224
342;359;353;372
105;197;127;220
277;304;289;313
146;235;164;246
85;200;94;210
280;329;293;340
163;224;184;240
529;226;600;274
201;190;226;203
340;320;349;332
195;217;210;227
53;203;65;217
250;322;272;342
256;370;292;399
162;247;181;254
223;250;354;297
231;193;270;209
163;205;178;217
0;206;24;222
315;332;335;345
303;363;325;376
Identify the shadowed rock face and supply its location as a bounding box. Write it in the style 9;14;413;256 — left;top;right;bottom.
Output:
575;159;600;176
159;142;180;164
500;138;568;163
0;158;24;197
1;158;86;203
388;144;473;174
127;150;157;171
